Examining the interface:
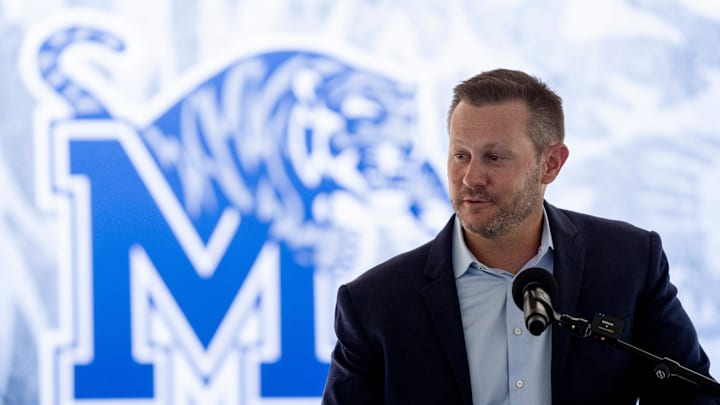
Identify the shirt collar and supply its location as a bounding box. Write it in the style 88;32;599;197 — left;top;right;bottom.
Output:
451;207;554;279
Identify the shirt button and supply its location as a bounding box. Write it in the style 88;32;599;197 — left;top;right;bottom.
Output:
513;327;523;336
515;380;525;389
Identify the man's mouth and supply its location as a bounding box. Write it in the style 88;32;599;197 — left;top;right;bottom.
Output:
461;190;495;205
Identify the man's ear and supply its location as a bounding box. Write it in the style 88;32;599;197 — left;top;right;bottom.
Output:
541;143;569;184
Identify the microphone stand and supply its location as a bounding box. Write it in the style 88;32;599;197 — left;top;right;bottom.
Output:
552;311;720;396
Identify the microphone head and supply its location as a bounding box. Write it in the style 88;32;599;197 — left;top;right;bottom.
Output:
511;267;558;311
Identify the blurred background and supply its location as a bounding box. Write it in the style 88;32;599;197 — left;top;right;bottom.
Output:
1;0;719;403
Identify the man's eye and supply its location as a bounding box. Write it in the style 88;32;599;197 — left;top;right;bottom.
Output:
487;154;502;161
453;153;468;160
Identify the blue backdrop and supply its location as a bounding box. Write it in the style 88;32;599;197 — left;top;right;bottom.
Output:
0;1;718;403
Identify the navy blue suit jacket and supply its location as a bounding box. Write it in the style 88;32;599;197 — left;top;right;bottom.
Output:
323;202;718;404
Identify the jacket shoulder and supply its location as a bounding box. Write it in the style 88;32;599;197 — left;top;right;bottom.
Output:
551;205;657;242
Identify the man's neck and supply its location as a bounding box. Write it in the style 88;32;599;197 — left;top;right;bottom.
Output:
463;211;544;274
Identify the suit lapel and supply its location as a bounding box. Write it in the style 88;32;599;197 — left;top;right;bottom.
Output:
545;203;586;398
420;217;474;405
423;207;587;404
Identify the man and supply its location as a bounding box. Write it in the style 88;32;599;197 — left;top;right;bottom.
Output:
322;69;718;404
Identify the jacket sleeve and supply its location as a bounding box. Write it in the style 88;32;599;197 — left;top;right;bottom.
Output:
636;232;720;404
322;285;384;404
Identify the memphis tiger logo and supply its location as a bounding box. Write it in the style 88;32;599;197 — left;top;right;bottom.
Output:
21;11;449;405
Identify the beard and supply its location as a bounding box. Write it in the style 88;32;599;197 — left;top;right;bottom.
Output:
453;167;543;239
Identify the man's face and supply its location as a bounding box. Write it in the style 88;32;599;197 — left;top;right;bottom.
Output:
447;100;545;239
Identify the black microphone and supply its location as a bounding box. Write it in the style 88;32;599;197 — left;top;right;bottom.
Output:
512;267;558;336
510;270;720;395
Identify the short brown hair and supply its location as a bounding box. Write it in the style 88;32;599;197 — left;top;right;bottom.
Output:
448;69;564;154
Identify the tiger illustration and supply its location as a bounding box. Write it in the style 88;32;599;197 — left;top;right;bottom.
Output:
25;19;450;400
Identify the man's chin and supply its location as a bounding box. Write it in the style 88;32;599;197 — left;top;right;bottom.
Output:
458;216;491;235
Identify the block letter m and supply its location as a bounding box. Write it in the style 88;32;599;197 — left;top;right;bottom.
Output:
39;119;327;404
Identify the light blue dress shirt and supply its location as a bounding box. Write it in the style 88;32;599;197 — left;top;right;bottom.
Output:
452;209;555;405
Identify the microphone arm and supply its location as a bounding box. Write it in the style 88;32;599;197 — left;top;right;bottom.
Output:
512;267;720;395
548;308;720;396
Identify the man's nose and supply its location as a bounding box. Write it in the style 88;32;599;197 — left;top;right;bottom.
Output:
462;158;489;188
